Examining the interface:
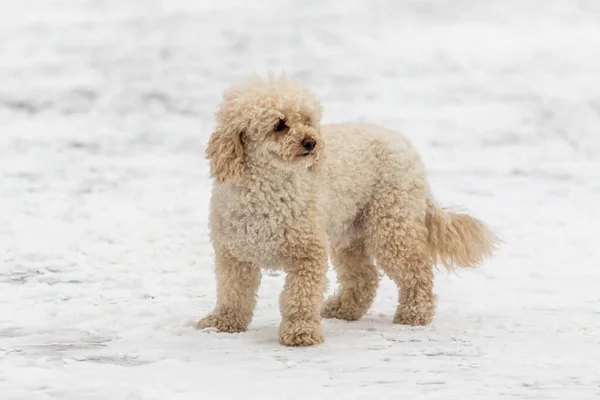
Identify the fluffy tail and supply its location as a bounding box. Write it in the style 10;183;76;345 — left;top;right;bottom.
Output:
426;199;500;270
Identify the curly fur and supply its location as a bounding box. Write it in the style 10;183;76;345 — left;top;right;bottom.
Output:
197;74;499;346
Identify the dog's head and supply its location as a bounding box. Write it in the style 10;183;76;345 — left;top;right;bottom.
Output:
206;75;323;183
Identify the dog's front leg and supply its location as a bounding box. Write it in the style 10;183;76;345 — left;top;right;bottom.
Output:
279;245;328;346
197;249;261;333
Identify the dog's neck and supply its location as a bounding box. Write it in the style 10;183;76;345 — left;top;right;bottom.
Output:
216;158;322;222
239;159;315;187
250;158;312;183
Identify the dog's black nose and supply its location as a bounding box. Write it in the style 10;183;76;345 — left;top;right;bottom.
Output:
302;138;316;152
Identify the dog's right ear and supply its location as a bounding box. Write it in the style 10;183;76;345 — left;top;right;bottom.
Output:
205;124;244;184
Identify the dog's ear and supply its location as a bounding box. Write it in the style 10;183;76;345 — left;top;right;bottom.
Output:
206;124;244;184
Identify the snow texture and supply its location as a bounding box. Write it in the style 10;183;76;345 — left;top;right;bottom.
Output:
1;0;600;399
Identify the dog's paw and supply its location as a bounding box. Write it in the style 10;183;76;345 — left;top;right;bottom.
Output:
393;304;434;326
196;313;248;333
279;320;323;346
321;295;366;321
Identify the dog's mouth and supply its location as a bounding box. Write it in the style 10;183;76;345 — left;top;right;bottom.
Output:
268;149;314;163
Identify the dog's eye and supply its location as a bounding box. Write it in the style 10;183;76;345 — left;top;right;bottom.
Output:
274;119;287;132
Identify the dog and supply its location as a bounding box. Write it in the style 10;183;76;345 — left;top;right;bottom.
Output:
197;74;499;346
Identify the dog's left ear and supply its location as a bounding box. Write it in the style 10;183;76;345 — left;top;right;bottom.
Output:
205;124;244;184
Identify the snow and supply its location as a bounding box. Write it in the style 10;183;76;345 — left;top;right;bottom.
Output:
1;0;600;398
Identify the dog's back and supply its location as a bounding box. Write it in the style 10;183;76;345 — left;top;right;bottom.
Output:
318;123;426;246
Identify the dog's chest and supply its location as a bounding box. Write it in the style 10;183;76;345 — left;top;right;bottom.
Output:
211;183;309;267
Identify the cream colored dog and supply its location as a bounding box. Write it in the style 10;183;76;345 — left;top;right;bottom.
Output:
197;75;498;346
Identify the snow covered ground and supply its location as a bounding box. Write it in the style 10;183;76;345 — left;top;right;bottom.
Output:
1;0;600;398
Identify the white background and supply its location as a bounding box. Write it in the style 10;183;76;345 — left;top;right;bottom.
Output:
1;1;599;398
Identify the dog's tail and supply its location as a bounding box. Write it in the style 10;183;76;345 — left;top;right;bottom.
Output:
425;198;500;271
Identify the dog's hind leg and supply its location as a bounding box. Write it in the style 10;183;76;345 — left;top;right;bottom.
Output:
365;192;436;326
321;239;379;321
196;250;261;333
